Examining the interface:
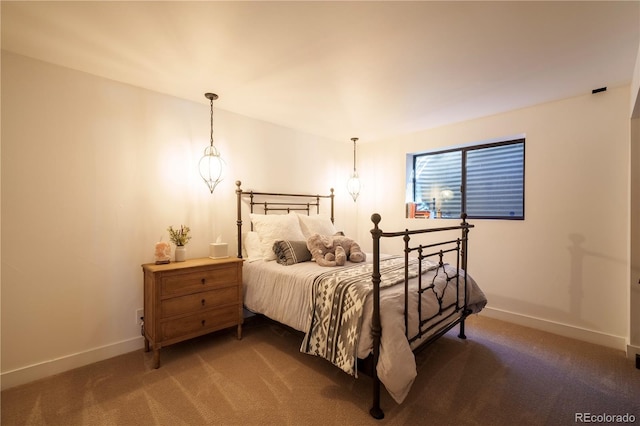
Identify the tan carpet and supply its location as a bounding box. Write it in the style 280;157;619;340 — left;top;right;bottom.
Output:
2;315;639;425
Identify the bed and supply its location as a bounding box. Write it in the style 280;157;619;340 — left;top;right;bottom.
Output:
235;181;487;419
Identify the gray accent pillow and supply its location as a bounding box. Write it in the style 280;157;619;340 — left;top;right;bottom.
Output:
273;240;312;265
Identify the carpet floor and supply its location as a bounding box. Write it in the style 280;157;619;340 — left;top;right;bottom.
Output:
2;314;639;425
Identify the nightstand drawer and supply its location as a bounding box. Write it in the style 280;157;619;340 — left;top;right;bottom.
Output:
161;305;239;340
161;287;239;318
161;265;237;297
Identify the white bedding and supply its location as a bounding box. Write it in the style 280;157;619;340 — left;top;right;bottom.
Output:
242;254;487;403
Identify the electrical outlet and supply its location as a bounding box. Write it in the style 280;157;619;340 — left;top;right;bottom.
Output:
135;308;144;326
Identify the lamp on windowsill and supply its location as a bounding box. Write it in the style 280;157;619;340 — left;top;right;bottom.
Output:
199;92;225;194
347;137;361;202
439;189;454;218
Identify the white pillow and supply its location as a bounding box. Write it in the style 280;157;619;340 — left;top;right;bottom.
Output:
243;231;262;261
250;213;306;261
297;213;337;238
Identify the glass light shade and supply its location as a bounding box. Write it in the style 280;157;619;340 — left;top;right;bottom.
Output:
440;189;454;200
199;145;225;193
347;172;361;202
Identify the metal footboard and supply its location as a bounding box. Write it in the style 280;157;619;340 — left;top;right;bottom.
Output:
368;213;474;419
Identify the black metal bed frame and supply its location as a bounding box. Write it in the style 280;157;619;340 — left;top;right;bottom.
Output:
235;180;334;257
235;181;474;420
368;213;474;419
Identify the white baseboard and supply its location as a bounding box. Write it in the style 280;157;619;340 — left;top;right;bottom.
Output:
479;307;627;351
1;336;145;391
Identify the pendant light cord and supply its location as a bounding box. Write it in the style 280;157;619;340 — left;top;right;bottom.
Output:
351;137;358;173
210;98;214;148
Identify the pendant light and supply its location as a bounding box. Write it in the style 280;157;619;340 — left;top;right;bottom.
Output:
347;137;361;202
199;92;225;193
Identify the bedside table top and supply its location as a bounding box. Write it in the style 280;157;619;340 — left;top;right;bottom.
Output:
142;256;243;272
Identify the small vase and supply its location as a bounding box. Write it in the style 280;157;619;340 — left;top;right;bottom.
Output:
175;246;187;262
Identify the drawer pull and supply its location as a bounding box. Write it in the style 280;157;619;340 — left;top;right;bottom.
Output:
201;320;206;327
201;278;205;285
201;299;205;306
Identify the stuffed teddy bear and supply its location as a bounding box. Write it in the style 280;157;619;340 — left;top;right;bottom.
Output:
306;233;366;267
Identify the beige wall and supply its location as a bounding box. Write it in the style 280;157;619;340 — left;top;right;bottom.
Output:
357;86;631;350
0;52;355;388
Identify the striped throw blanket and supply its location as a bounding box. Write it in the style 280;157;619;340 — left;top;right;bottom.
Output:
300;256;436;376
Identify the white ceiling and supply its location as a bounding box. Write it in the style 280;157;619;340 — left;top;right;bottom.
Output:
2;1;639;143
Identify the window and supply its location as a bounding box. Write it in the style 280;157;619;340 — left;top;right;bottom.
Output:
407;138;525;220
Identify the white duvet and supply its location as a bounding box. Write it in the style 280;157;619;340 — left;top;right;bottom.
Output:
242;254;487;403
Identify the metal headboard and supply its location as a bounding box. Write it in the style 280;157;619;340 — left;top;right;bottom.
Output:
235;180;335;258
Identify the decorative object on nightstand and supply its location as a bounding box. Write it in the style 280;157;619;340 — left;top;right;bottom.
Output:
142;257;244;368
174;246;186;262
167;225;191;262
209;235;228;259
154;241;171;264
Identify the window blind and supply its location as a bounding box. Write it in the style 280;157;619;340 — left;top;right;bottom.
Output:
414;151;462;217
466;142;524;218
411;138;525;220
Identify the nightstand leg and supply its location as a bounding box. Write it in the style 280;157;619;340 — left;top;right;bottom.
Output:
144;337;150;352
237;323;242;340
152;349;160;369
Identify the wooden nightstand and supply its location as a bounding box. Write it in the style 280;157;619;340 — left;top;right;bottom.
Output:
141;257;243;368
